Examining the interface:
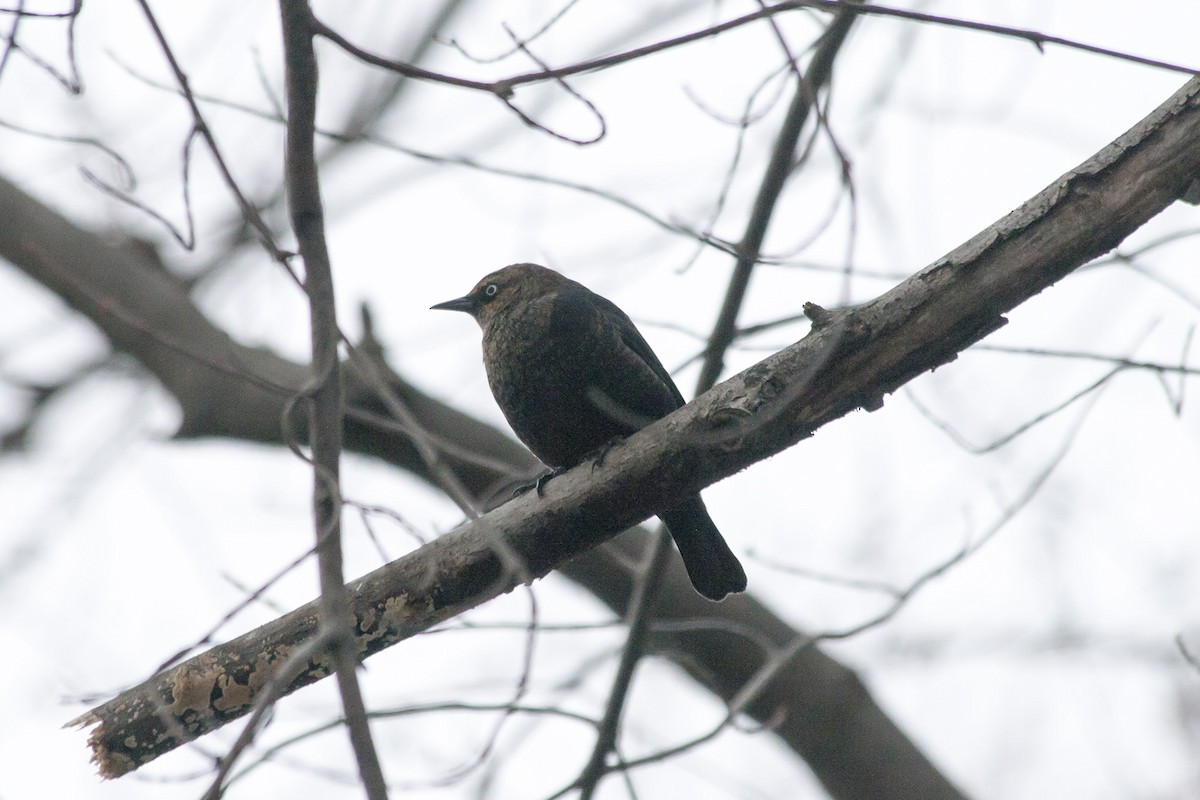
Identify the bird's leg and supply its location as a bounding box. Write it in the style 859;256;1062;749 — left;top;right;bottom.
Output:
510;436;624;499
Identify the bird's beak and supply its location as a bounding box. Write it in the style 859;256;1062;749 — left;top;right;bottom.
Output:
430;294;475;314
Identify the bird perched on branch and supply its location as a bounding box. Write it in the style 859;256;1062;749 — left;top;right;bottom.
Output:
432;263;746;601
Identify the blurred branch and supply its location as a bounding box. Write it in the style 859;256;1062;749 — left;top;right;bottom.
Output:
1176;634;1200;676
49;72;1200;793
205;0;475;278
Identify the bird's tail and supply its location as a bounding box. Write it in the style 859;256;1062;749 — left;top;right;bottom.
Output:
660;497;747;601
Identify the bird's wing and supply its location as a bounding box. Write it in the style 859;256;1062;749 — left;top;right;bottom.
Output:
546;285;686;434
591;293;686;408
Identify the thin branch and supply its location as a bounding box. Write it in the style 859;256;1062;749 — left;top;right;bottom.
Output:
344;339;483;517
0;0;82;91
906;367;1119;454
496;22;606;144
102;54;721;251
0;117;135;184
575;528;673;800
227;699;598;790
808;0;1199;75
696;2;860;390
316;1;1198;100
152;540;320;674
388;590;541;791
748;552;907;598
279;3;387;798
0;0;23;84
134;0;294;272
442;0;586;64
80;127;198;249
0;0;80;17
971;343;1200;376
678;60;792;274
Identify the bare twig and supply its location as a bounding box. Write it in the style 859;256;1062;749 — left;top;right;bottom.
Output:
0;117;135;184
134;0;293;271
442;0;586;64
496;22;606;144
388;590;541;791
575;528;673;799
344;340;482;517
906;367;1119;454
316;1;1198;100
226;699;598;790
0;0;82;90
0;0;80;17
0;0;23;84
102;54;724;250
809;0;1199;74
152;541;321;674
696;2;860;390
971;343;1200;376
80;128;198;249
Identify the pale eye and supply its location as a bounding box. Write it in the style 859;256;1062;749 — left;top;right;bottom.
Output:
484;284;498;297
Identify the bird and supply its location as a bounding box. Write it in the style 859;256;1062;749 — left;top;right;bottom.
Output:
432;263;747;601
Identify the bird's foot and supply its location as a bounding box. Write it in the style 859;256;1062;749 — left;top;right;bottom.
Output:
513;467;566;498
586;436;625;472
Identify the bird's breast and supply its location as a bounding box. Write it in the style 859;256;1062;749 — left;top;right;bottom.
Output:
480;315;610;467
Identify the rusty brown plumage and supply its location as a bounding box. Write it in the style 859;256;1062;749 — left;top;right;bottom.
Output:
433;263;746;601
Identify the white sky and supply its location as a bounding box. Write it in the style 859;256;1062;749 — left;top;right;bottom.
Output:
1;1;1199;798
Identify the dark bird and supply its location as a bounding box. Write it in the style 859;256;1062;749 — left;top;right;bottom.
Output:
432;263;747;601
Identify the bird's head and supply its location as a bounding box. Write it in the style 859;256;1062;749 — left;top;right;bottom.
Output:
431;263;568;330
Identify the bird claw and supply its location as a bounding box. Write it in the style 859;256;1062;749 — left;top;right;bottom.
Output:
535;467;567;496
513;467;566;498
587;436;625;472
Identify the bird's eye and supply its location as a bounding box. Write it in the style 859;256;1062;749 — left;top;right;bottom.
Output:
484;284;498;297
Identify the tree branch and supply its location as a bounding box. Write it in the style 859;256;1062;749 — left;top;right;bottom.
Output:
57;73;1200;783
278;2;387;798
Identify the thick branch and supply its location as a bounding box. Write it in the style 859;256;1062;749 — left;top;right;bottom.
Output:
60;74;1200;779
